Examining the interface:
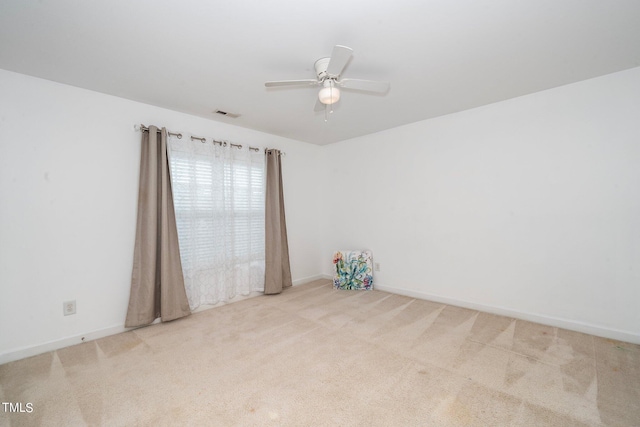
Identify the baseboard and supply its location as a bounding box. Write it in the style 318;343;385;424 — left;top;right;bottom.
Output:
0;324;128;365
292;274;329;286
374;284;640;345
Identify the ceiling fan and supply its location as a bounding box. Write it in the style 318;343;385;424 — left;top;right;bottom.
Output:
265;45;390;116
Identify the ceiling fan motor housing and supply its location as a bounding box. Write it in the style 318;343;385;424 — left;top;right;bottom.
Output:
314;57;332;79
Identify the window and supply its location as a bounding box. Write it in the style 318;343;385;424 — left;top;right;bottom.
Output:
168;136;265;309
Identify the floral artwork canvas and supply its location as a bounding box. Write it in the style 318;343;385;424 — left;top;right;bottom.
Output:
332;250;373;290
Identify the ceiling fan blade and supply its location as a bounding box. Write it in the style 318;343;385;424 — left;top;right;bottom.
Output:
338;78;390;93
265;79;319;87
313;98;325;112
326;45;353;77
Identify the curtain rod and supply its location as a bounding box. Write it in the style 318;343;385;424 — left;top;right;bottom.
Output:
134;124;283;154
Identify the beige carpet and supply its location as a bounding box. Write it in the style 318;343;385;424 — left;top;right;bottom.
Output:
1;279;639;426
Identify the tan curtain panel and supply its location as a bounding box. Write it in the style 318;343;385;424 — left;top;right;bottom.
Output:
125;126;191;327
264;149;292;294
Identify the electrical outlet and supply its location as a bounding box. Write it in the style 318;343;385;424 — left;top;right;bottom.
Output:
63;300;76;316
375;262;381;272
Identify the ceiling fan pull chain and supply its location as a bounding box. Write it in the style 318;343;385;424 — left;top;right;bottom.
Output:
330;81;334;114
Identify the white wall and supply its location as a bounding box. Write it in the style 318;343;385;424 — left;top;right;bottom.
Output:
0;69;324;363
2;66;639;364
321;67;640;343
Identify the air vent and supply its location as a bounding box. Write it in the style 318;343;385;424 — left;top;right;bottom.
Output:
214;110;240;119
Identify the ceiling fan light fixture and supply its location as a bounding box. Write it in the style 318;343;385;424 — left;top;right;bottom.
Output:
318;80;340;105
265;45;389;112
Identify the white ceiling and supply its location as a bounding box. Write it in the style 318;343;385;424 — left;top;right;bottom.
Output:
1;1;640;145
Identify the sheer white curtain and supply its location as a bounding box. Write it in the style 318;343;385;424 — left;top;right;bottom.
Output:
167;135;265;310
